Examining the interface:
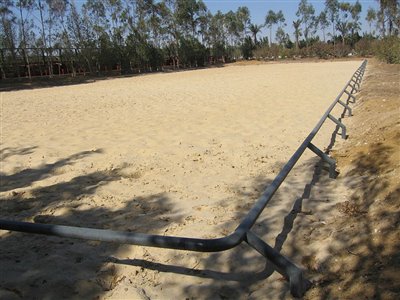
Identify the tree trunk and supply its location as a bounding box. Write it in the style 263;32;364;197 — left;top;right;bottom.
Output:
304;24;309;53
388;18;393;36
41;48;46;75
380;2;386;37
38;0;53;78
21;48;31;78
332;22;335;46
18;4;31;79
269;27;272;46
0;49;6;79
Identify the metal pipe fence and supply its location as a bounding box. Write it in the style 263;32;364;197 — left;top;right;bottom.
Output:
0;60;367;297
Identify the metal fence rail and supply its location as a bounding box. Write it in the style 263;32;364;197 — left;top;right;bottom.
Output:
0;60;367;297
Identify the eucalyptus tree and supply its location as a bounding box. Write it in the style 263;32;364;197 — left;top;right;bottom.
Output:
223;8;251;58
387;0;399;36
198;10;211;46
208;10;226;61
317;11;330;41
53;0;81;75
293;19;302;49
45;0;74;56
106;0;126;47
83;0;117;73
377;0;386;36
325;0;339;43
275;10;286;45
0;1;15;49
131;0;167;48
84;0;131;67
265;10;277;46
377;0;399;36
336;2;352;45
224;10;239;47
36;0;61;76
170;0;208;68
160;0;181;68
149;1;170;47
124;0;164;70
241;36;253;59
36;1;48;51
236;6;250;40
17;0;36;78
83;0;110;41
67;0;98;73
46;0;69;40
265;10;285;46
249;23;263;45
0;0;18;78
276;10;286;28
366;7;377;35
175;0;207;38
275;27;288;47
349;0;362;43
296;0;315;48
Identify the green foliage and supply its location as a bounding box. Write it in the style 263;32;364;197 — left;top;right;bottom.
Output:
2;0;399;80
275;27;288;46
98;33;118;70
249;23;263;44
210;41;225;59
265;9;285;46
354;38;375;56
296;0;315;42
253;44;291;60
374;36;400;64
310;42;333;58
178;36;208;67
125;32;165;71
241;36;254;59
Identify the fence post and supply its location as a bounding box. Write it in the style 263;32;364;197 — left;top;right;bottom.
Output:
338;99;352;116
245;231;311;297
328;114;347;139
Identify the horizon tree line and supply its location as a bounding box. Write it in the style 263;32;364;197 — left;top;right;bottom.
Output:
0;0;399;79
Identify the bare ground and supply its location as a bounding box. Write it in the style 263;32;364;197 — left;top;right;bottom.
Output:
303;59;400;299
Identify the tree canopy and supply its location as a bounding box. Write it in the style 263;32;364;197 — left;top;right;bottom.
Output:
0;0;398;79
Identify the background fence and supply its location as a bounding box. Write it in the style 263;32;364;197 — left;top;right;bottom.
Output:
0;47;227;80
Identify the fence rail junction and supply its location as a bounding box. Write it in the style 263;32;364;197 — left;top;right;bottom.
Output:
0;60;368;297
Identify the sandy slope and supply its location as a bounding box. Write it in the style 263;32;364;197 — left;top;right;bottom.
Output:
0;60;362;299
304;60;400;300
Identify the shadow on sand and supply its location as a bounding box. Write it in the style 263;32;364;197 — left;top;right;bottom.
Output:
0;147;183;298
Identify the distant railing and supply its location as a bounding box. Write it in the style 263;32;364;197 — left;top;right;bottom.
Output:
0;60;367;297
0;47;225;80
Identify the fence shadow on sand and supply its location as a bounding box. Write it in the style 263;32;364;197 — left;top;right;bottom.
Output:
0;147;183;299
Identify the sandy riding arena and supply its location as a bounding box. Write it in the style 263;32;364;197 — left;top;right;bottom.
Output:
1;60;362;299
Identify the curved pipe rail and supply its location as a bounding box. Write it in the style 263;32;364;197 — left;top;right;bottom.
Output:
0;60;367;297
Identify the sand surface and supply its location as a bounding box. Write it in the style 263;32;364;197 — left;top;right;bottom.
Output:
1;60;362;299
